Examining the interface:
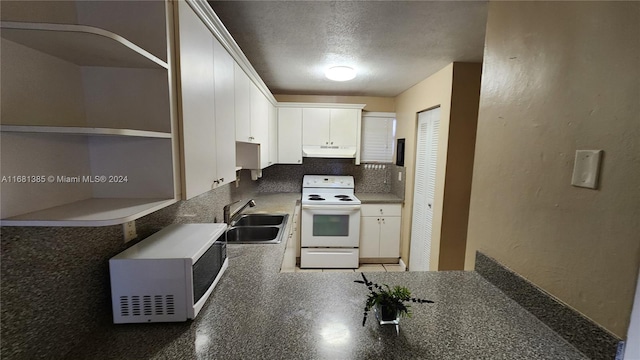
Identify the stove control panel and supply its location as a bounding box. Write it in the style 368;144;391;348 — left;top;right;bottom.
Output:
303;175;354;189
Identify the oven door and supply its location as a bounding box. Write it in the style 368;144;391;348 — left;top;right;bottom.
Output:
301;204;361;247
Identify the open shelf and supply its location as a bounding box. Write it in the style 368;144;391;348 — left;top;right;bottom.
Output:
0;133;176;227
0;21;168;69
0;125;172;138
0;198;178;227
0;3;178;228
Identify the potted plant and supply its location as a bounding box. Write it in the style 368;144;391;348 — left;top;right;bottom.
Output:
354;273;433;326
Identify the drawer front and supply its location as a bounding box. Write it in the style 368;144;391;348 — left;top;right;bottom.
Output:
300;248;359;268
361;204;401;217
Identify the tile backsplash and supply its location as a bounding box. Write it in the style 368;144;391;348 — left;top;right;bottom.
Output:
257;157;402;194
0;158;404;358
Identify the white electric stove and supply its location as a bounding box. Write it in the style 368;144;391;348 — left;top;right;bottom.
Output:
300;175;361;268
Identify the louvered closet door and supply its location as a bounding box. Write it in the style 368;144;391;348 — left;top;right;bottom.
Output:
409;107;440;271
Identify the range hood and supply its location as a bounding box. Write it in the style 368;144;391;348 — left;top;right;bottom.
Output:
302;145;357;159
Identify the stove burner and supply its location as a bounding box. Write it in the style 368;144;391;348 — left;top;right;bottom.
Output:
308;197;325;201
334;195;350;198
340;198;353;201
308;194;321;197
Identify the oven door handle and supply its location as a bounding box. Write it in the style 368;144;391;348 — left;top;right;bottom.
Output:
301;204;361;211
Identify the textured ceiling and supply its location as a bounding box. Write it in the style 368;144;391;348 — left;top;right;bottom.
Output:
208;1;488;97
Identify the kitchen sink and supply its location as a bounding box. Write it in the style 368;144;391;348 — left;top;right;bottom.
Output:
233;214;286;227
226;213;288;244
226;226;279;242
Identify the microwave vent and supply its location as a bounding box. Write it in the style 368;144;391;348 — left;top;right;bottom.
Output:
118;295;175;317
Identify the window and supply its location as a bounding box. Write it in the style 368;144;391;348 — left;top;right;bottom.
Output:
360;112;396;162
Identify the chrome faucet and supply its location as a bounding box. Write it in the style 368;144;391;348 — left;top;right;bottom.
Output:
223;199;256;225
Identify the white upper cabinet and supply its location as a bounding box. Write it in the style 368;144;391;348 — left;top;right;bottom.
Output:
0;0;178;226
302;108;358;147
176;0;277;174
212;33;236;188
268;103;278;166
234;63;252;142
176;1;238;199
277;107;303;164
175;0;217;200
250;82;269;144
329;109;359;147
295;103;364;164
302;108;332;146
236;69;273;171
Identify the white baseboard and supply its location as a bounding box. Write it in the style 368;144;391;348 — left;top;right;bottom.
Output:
399;259;407;271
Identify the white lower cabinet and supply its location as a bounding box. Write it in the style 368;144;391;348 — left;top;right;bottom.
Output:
360;204;401;258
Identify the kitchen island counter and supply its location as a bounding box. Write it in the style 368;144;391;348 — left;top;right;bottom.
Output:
66;192;586;360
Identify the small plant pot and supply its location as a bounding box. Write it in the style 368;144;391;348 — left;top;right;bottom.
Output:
374;304;400;325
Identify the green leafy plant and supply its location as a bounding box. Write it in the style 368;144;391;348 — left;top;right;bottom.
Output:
354;273;433;326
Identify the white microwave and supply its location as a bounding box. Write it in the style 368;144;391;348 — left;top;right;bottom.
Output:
109;223;228;324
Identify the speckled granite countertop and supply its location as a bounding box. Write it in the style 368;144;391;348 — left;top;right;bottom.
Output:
66;192;586;360
355;192;404;204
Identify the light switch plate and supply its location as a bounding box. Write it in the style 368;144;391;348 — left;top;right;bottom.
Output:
571;150;603;189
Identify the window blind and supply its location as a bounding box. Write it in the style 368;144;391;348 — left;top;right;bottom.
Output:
360;114;396;162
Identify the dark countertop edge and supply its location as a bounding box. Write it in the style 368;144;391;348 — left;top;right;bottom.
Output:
355;192;404;204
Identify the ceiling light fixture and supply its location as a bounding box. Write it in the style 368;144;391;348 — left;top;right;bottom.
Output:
325;66;356;81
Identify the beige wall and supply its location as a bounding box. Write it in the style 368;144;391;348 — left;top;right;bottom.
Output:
394;63;481;270
440;63;482;269
274;94;395;112
395;64;453;269
465;1;640;338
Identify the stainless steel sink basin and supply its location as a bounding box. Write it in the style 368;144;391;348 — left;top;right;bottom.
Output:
226;213;288;244
226;226;279;242
233;214;286;227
